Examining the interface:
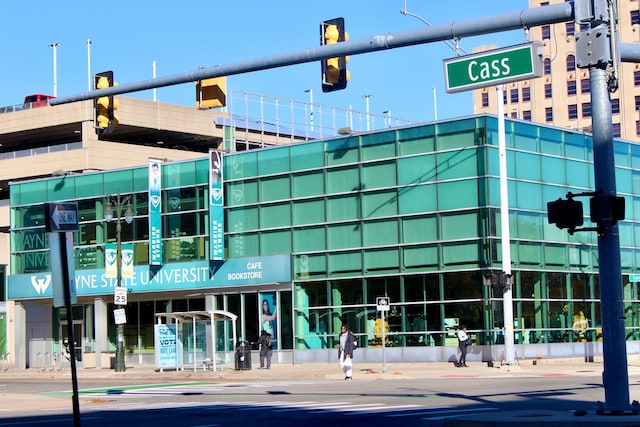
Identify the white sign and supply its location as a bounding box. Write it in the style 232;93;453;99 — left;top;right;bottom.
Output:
114;308;127;324
376;296;390;311
114;287;127;305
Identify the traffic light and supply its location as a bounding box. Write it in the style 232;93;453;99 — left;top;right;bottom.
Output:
93;70;118;135
196;76;227;109
320;17;350;92
547;198;584;231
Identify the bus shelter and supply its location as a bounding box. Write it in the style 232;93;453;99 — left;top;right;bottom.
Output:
154;310;237;372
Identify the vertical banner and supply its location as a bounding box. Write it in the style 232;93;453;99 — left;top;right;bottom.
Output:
105;243;117;278
149;159;163;265
121;243;134;279
105;243;133;279
209;150;224;260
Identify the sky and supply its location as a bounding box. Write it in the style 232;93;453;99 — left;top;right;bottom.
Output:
0;1;530;123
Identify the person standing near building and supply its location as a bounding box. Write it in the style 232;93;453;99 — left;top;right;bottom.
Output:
337;324;357;380
457;325;470;367
256;329;273;370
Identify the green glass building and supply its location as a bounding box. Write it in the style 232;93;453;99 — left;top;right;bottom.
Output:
7;115;640;367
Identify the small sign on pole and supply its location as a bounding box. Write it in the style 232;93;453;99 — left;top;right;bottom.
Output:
376;296;390;373
377;296;390;311
114;287;127;305
114;308;127;325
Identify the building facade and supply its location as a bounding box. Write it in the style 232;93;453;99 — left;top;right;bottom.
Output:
473;0;640;143
7;115;640;368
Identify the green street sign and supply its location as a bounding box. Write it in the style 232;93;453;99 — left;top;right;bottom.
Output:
443;42;543;93
630;274;640;282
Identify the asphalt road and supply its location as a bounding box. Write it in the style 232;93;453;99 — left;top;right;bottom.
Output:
1;372;635;426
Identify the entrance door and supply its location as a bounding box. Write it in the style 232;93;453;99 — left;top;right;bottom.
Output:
60;321;83;362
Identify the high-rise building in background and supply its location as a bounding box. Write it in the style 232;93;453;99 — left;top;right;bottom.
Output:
473;0;640;142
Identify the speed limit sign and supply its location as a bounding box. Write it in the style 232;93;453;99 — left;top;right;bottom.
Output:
114;287;127;305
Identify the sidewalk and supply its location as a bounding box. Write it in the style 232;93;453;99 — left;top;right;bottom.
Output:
0;357;629;381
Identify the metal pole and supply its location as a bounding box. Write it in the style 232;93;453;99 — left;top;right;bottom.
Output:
49;43;61;97
50;3;573;106
590;65;630;412
60;232;80;427
497;85;516;365
381;309;386;373
87;39;92;92
114;193;126;372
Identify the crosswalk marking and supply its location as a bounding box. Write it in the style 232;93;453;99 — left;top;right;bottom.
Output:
77;384;495;419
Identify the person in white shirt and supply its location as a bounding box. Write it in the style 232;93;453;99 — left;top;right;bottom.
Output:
457;325;470;367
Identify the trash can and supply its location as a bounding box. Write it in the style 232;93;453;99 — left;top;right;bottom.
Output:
234;340;252;370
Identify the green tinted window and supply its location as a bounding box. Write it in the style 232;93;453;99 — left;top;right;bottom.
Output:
362;161;396;190
292;171;324;198
292;199;325;225
398;184;436;214
289;141;325;171
227;206;259;230
438;180;479;210
398;155;436;185
326;167;359;194
325;137;359;166
260;176;290;202
327;195;360;222
260;203;291;228
398;126;435;155
363;220;398;246
362;190;397;218
327;223;361;249
260;230;291;254
258;147;290;175
361;130;396;161
402;216;437;244
441;212;478;240
293;226;326;252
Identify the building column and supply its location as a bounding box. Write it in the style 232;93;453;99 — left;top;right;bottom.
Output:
94;298;108;368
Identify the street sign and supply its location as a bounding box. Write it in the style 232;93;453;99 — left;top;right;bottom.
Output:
443;42;543;93
114;287;127;305
377;296;390;311
630;274;640;282
44;202;79;232
114;308;127;325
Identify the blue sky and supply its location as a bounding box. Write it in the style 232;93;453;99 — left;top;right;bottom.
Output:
1;1;529;122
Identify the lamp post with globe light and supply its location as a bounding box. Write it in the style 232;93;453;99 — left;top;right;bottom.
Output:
104;192;133;372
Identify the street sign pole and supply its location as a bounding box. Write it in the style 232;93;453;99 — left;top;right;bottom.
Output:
377;297;390;373
44;202;80;427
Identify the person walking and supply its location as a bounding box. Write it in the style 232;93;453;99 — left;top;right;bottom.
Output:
337;324;357;380
256;329;273;370
457;325;470;367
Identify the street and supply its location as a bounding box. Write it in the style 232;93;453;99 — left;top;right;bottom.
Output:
1;365;637;426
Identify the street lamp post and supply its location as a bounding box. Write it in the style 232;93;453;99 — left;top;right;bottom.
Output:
104;192;133;372
48;42;61;97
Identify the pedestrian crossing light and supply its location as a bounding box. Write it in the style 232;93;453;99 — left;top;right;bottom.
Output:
93;70;119;135
320;17;350;92
547;197;584;233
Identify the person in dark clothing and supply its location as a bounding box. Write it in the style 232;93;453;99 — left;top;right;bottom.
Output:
457;325;470;367
256;329;273;370
337;324;357;380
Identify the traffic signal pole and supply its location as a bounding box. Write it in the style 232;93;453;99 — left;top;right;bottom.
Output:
48;0;640;414
50;3;573;106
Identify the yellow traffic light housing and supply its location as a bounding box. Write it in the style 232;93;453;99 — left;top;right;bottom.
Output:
320;17;349;92
93;70;118;135
196;76;227;109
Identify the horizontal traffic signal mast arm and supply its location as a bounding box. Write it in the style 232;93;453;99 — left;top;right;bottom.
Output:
50;2;572;106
